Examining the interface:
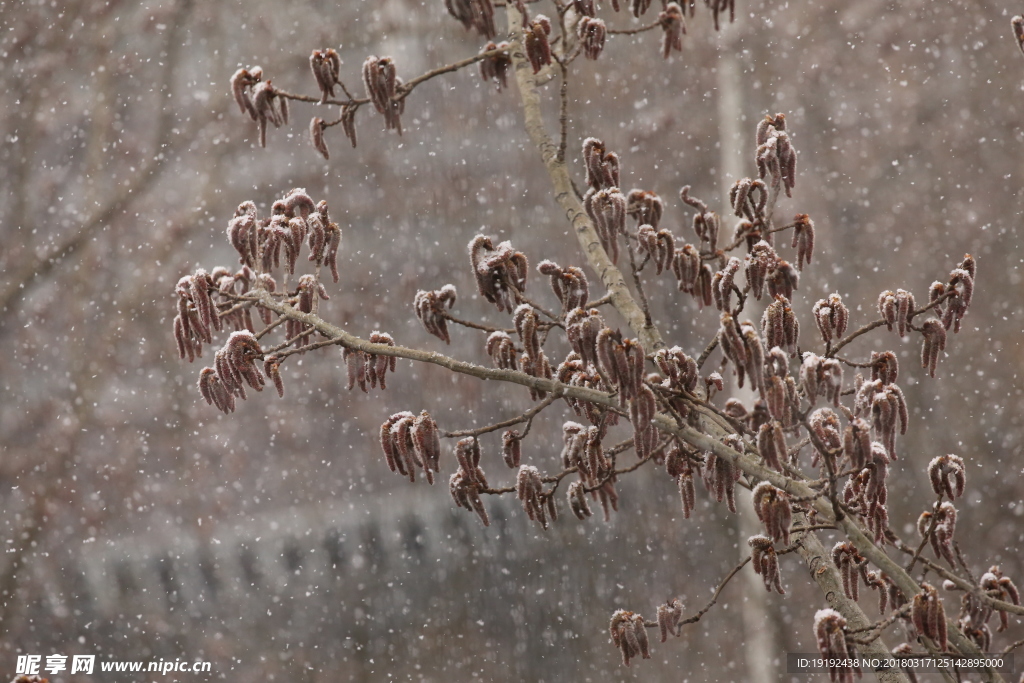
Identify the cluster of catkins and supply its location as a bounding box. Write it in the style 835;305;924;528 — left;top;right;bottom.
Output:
380;411;443;484
524;15;553;73
309;48;343;104
469;235;529;313
308;46;358;157
580;131;806;330
410;240;676;529
231;66;288;147
446;0;496;39
917;501;958;567
558;421;620;522
877;254;975;377
605;597;684;668
450;437;491;526
748;535;785;594
949;565;1021;651
414;284;458;344
175;190;356;413
701;436;742;513
516;464;556;529
479;41;512;90
917;454;966;583
173;267;256;363
910;583;948;651
665;441;698;517
234;45;409;159
813;609;859;683
563;0;732;64
343;332;397;392
831;542;868;602
752;481;792;545
363;56;405;134
226;189;341;284
755;113;797;197
196;332;266;413
608;610;651;667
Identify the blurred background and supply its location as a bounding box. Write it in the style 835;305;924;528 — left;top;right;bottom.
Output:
1;0;1021;680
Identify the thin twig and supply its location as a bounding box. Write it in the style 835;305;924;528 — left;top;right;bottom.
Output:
276;46;510;111
800;414;844;523
443;393;560;438
555;0;571;164
608;21;661;36
890;541;1024;617
626;242;654;328
906;495;943;575
443;310;515;334
254;314;288;342
1002;638;1024;655
269;335;339;359
790;524;837;533
696;332;719;371
848;604;913;644
677;557;750;626
828;291;951;358
518;292;565;325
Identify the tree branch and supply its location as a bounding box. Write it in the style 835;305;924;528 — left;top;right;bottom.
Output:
247;284;1002;680
794;525;911;683
506;5;666;352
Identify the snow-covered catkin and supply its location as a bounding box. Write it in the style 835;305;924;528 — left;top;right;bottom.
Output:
752;481;792;546
791;213;814;270
309;48;342;104
516;464;548;529
582;137;620;190
756;421;786;472
1013;16;1024;57
748;535;785;594
524;16;552;74
702;439;742;513
658;3;685;58
813;609;855;682
766;259;799;302
919;501;957;566
480;41;512;90
414;285;457;343
362;56;404;133
264;356;284;398
577;17;607;60
230;66;262;120
831;542;865;601
567;480;592;520
365;331;397;389
310;117;329;159
920;318;947;377
980;566;1021;632
626;189;664;228
927;453;965;500
910;583;948;651
762;295;798;356
501;429;522;469
712;257;741;311
608;611;651;667
812;293;848;344
656;598;683;642
755;113;798;197
445;0;496;38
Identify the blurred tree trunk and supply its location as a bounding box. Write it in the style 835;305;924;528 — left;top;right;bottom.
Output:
718;39;779;683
